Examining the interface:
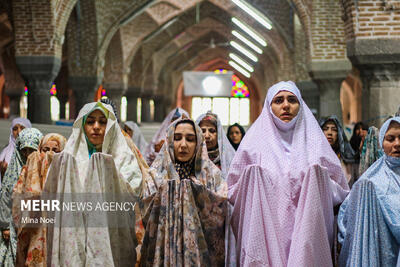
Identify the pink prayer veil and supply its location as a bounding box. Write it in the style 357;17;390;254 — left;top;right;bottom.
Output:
227;81;349;266
228;80;348;189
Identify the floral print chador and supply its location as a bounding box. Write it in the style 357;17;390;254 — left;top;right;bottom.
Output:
139;118;227;266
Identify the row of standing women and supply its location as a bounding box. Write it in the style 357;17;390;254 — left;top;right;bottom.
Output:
0;81;398;266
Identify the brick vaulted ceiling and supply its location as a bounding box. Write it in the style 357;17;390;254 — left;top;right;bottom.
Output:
108;0;297;104
3;0;321;106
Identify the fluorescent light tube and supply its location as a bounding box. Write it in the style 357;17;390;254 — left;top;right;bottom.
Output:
232;0;273;30
230;41;258;62
232;17;267;47
229;53;254;72
232;30;263;54
229;60;251;78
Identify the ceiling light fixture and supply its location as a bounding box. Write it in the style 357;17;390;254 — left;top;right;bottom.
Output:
229;53;254;72
230;41;258;62
202;76;223;95
231;0;273;30
232;30;263;54
229;60;251;78
232;17;267;47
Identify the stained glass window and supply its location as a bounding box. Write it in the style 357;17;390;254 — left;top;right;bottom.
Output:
23;84;58;96
214;69;250;98
191;69;251;125
50;83;57;96
231;75;250;98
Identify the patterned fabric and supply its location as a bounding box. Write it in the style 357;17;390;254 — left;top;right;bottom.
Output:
358;126;384;175
143;108;189;165
227;81;349;266
139;117;227;266
0;118;32;185
121;129;150;266
0;118;32;165
206;147;220;166
100;98;118;122
12;151;55;267
45;153;138;267
9;133;65;267
45;102;141;266
64;102;142;192
124;121;148;153
174;160;195;180
338;117;400;267
195;112;235;179
195;112;237;266
0;128;42;267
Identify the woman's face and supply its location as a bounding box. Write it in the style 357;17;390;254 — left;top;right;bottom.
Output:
124;126;133;138
199;120;218;150
270;91;300;122
21;147;36;160
174;123;197;162
355;127;360;136
84;109;107;146
12;124;25;139
356;125;368;138
322;121;338;146
229;126;243;144
382;122;400;157
41;140;61;154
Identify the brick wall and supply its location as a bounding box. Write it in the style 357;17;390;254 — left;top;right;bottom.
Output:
13;0;57;56
294;14;311;81
66;0;99;77
342;0;400;40
120;12;158;66
251;0;294;47
311;0;347;61
95;0;151;70
103;30;124;84
13;0;75;58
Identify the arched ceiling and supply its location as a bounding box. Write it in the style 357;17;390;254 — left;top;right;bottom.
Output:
63;0;310;109
117;0;295;104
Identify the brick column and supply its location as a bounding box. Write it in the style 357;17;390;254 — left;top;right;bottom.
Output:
348;39;400;126
104;84;125;121
69;76;100;117
16;56;61;123
5;91;22;118
296;81;319;117
311;60;351;123
58;94;68;120
126;90;139;122
153;95;165;122
141;97;151;122
357;64;400;125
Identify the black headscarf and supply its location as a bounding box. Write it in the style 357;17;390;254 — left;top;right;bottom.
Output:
319;115;357;164
349;121;368;157
100;98;119;123
227;123;246;151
